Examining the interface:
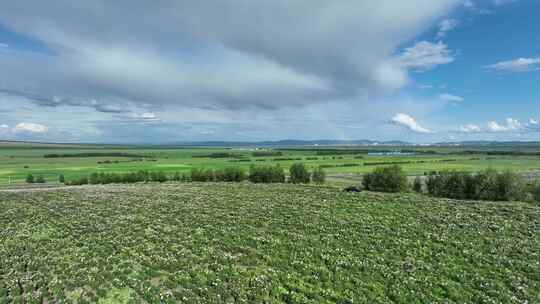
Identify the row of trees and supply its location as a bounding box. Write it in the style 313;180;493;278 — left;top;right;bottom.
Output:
192;164;325;184
25;174;49;184
58;163;326;186
422;169;527;201
361;165;540;203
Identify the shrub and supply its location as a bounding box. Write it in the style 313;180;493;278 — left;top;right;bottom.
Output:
426;168;525;202
362;165;408;193
252;151;283;157
58;174;65;184
412;176;423;193
289;163;311;184
67;176;88;186
530;182;540;202
181;173;191;182
25;174;35;184
83;171;154;185
249;165;285;183
191;168;215;182
150;171;168;183
35;176;46;184
89;173;100;185
495;170;525;201
311;167;326;184
215;167;246;182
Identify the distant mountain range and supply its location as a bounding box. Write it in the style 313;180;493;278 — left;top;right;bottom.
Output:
172;139;411;147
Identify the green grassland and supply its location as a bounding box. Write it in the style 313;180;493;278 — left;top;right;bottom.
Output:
2;144;540;186
1;183;539;303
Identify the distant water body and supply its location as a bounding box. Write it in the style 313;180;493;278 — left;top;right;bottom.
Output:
367;152;415;156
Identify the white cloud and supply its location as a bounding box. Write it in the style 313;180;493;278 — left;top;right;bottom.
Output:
485;58;540;73
130;112;159;121
395;41;455;72
439;93;464;103
487;118;522;132
437;19;459;39
391;113;433;134
456;118;540;134
458;124;482;133
0;124;8;129
13;122;48;133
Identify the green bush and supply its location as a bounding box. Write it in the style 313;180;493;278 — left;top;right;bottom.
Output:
215;167;247;182
426;168;525;201
150;171;168;183
362;165;408;193
35;175;46;184
251;151;283;157
530;182;540;202
68;176;88;186
248;165;286;183
172;172;182;181
75;171;159;185
494;170;525;201
58;174;65;184
311;167;326;184
412;176;423;193
25;174;34;184
289;163;311;184
191;168;215;182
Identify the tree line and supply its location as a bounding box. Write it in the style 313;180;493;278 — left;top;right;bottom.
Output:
361;165;540;203
37;163;326;186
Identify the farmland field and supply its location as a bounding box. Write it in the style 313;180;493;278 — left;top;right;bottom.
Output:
3;143;540;186
1;183;539;303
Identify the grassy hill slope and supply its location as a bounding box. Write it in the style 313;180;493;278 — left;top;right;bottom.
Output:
1;183;539;303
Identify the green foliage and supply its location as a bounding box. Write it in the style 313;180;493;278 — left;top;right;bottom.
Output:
311;166;326;184
362;165;409;193
192;152;244;158
215;167;247;182
35;175;46;184
251;151;283;157
58;174;65;184
25;174;34;184
150;171;168;183
1;183;539;302
44;152;145;158
190;168;215;182
70;171;164;186
189;167;246;182
531;181;540;202
5;145;540;188
68;176;88;186
289;163;311;184
172;172;182;181
248;165;285;183
426;168;525;201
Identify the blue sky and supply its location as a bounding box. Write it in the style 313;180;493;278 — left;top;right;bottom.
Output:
0;0;539;143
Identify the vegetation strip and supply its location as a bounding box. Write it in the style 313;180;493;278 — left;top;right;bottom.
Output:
0;183;538;303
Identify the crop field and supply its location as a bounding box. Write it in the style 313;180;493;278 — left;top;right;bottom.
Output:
1;183;539;303
2;143;540;186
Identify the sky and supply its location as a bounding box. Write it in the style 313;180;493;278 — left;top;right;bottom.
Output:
0;0;539;143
